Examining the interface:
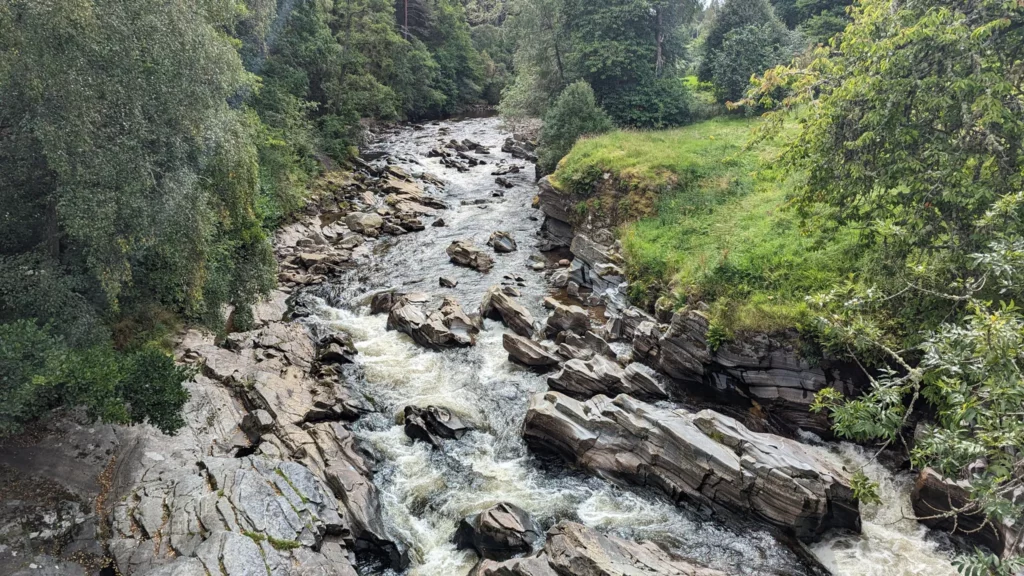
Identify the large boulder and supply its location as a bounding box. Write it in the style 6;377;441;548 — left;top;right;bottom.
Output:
470;521;726;576
547;356;625;399
454;503;542;561
544;302;590;337
403;405;472;449
448;240;496;272
911;468;1010;555
386;295;479;350
503;334;560;368
482;286;535;337
523;392;860;542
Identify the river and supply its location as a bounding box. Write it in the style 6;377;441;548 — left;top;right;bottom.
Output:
296;117;959;576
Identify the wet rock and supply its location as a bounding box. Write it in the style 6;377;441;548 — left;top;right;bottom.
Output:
448;240;496;272
317;332;357;365
523;392;861;542
496;176;515;189
346;212;384;235
547;356;625;398
403;406;472;448
911;468;1009;555
386;295;479;350
549;269;569;288
621;363;669;400
470;556;558;576
370;291;396;314
481;286;535;337
653;310;858;435
544;521;726;576
544;302;590;337
502;137;538;162
487;231;518;253
440;276;458;288
433;218;447;227
454;503;542;561
491;164;521;176
503;334;560;368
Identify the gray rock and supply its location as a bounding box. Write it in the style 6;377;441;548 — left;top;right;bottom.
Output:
544;302;590;337
448;240;496;272
547;356;625;399
386;295;478;350
481;286;535;337
488;231;518;253
440;276;458;288
454;503;542;561
911;468;1010;555
523;392;861;542
403;405;472;448
621;363;669;401
346;212;384;235
503;334;560;368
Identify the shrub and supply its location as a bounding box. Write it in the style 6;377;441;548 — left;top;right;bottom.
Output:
600;77;695;129
710;24;790;103
537;81;614;173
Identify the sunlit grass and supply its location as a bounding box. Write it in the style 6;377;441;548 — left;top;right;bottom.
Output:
552;116;869;335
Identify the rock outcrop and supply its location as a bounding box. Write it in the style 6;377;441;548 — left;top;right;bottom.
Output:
642;309;859;435
911;468;1012;555
403;405;472;448
106;323;405;576
448;240;496;272
482;286;535;337
470;521;727;576
386;295;479;350
546;357;669;402
523;392;860;542
454;503;542;561
544;302;590;337
503;334;560;368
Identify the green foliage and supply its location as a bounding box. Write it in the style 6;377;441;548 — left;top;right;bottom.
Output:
770;0;850;45
697;0;792;103
751;0;1024;564
954;549;1024;576
709;24;789;103
849;470;882;505
501;0;699;127
553;117;867;327
537;81;614;173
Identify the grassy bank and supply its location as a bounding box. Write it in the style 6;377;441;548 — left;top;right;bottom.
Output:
551;116;870;336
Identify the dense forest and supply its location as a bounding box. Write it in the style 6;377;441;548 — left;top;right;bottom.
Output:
1;0;1022;573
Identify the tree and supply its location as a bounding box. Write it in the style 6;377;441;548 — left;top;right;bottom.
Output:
697;0;789;89
500;0;573;119
537;81;614;172
750;0;1024;568
709;23;788;102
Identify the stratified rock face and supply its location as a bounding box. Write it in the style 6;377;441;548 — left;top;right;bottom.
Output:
386;295;479;350
911;468;1009;555
403;405;472;448
454;503;542;561
523;392;860;542
544;302;590;337
536;177;574;249
482;286;536;337
503;334;560;368
547;356;626;399
471;521;728;576
647;310;858;435
108;323;403;576
448;240;496;272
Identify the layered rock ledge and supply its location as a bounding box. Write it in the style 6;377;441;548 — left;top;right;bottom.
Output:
523;392;860;542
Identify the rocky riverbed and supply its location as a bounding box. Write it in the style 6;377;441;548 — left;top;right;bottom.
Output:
0;116;968;576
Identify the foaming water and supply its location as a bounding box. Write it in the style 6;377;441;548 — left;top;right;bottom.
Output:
810;444;958;576
299;117;959;576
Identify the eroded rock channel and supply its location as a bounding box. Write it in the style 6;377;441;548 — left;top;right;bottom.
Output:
0;117;963;576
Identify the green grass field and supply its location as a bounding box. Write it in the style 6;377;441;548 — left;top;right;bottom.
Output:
552;116;869;336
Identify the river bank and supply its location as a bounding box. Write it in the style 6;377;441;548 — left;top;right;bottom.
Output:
0;117;961;576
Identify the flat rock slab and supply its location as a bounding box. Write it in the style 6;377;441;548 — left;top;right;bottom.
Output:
523;392;860;542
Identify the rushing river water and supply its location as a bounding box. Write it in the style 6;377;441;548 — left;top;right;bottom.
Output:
298;117;959;576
